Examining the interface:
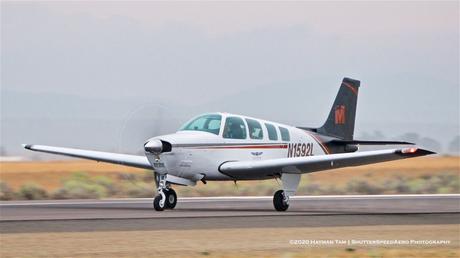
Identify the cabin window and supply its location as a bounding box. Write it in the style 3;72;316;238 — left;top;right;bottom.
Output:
179;114;222;135
265;123;278;140
223;117;247;139
279;127;290;141
245;119;263;139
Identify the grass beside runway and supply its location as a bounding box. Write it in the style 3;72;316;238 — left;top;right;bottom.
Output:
0;156;459;200
1;224;459;258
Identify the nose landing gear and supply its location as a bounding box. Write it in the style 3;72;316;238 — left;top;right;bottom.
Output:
153;174;177;211
153;189;177;211
153;194;165;211
164;188;177;209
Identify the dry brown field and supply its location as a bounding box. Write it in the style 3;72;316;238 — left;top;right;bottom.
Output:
0;160;141;190
0;156;458;198
1;156;458;188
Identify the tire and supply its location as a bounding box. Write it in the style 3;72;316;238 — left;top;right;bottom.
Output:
273;190;289;211
153;195;165;211
165;188;177;209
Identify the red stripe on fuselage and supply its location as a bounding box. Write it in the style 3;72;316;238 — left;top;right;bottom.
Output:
302;131;330;154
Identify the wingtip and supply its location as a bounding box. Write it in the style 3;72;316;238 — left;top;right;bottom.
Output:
22;144;32;150
419;149;437;155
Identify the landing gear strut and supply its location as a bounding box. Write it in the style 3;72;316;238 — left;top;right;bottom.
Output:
273;190;289;211
153;174;177;211
273;174;300;211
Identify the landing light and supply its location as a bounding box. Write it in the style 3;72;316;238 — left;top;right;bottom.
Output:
401;147;418;154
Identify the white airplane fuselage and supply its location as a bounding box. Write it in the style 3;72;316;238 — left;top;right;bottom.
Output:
146;112;328;181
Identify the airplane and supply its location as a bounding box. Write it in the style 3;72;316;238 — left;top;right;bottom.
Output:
23;77;435;211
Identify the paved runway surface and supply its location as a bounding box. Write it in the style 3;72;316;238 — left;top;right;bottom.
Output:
1;194;459;233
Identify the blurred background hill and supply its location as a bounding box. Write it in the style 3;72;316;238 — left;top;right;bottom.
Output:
1;1;459;158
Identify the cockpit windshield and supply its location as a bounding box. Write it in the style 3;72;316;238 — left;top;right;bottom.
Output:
179;114;222;135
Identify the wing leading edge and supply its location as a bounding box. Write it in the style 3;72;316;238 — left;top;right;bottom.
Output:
23;144;152;169
219;148;435;180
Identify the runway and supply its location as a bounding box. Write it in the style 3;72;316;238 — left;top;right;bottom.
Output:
1;194;459;233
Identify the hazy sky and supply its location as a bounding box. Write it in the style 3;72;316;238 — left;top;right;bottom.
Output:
1;1;459;156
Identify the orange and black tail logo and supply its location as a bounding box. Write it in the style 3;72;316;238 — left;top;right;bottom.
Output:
335;105;346;124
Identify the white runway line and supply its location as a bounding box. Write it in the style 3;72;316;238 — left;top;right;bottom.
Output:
1;194;459;206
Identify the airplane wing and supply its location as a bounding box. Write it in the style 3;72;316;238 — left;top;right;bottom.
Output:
219;148;435;179
22;144;152;169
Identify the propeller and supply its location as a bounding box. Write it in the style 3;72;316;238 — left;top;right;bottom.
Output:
116;103;168;156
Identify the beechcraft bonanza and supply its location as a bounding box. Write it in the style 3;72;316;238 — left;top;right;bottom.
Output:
24;78;435;211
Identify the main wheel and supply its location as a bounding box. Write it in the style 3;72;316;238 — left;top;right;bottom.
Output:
165;188;177;209
273;190;289;211
153;195;165;211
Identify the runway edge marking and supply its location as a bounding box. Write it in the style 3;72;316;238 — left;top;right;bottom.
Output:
1;194;459;206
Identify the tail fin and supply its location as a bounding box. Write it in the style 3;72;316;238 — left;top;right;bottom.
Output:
317;77;360;140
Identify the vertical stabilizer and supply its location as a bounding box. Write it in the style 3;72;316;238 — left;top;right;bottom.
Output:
317;77;360;140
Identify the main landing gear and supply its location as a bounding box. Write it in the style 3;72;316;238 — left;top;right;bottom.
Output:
153;174;177;211
273;173;301;212
273;190;289;211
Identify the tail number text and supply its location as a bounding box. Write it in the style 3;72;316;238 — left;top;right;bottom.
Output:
287;143;313;158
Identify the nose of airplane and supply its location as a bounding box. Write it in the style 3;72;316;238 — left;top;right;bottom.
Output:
144;139;163;154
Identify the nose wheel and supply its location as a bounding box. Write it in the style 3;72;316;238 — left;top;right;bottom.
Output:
153;189;177;211
273;190;289;211
153;174;177;211
164;188;177;209
153;194;165;211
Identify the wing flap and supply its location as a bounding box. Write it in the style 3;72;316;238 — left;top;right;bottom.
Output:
219;148;435;180
23;144;152;169
329;139;415;145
